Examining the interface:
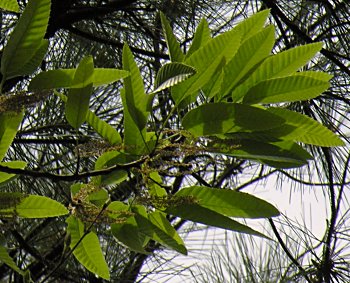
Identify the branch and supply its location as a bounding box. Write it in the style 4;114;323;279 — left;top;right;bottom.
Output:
0;158;146;182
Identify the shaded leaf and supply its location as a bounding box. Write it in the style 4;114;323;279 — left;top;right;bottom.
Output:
175;186;279;218
0;245;23;275
0;161;26;186
186;18;211;58
66;216;110;280
182;102;285;136
166;204;268;238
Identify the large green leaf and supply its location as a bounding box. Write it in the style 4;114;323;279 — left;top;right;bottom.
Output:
122;44;149;131
0;111;24;160
0;161;26;186
153;62;196;93
232;42;323;102
15;195;68;218
121;88;148;155
175;186;279;218
186;18;211;58
0;0;19;12
28;68;129;90
166;203;267;238
66;216;110;280
109;201;150;254
160;12;184;62
182;102;285;136
209;138;311;168
171;28;242;105
220;25;275;99
243;74;331;104
65;56;94;129
0;245;23;275
265;107;344;146
1;0;50;82
85;111;121;145
133;206;187;255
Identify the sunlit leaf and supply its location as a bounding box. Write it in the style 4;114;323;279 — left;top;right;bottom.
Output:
186;18;211;58
0;161;26;186
160;12;185;62
1;0;50;82
16;195;68;218
66;216;110;280
0;0;20;12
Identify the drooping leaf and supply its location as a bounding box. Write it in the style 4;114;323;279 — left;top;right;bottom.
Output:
0;245;23;275
243;74;331;104
133;206;187;254
122;44;149;131
15;195;68;218
265;107;344;146
65;56;94;129
182;102;285;136
166;203;268;238
0;0;20;12
171;28;241;105
186;18;211;58
1;0;50;82
29;68;129;90
66;215;110;280
153;62;196;93
175;186;279;218
55;91;121;144
232;42;323;102
109;202;150;254
220;25;275;99
0;111;24;160
160;12;184;62
0;161;26;186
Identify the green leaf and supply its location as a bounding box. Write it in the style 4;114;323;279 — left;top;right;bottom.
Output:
1;0;50;82
29;68;129;90
0;0;20;12
265;107;344;146
186;18;211;58
0;161;26;186
160;12;185;62
66;215;110;280
233;9;271;39
133;206;187;254
232;42;323;102
220;25;275;99
0;111;24;160
175;186;279;218
65;56;94;129
122;44;149;131
147;172;167;197
172;28;242;105
153;62;196;93
109;202;150;254
88;188;109;207
243;74;331;104
85;111;121;145
166;204;268;238
121;88;148;155
0;245;23;275
15;195;68;218
182;102;285;136
93;151;128;186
